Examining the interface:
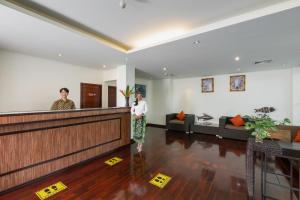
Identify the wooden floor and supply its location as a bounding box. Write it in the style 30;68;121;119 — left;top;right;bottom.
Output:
0;127;295;200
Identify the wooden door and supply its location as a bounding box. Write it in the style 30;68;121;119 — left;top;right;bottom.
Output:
80;83;102;108
108;86;117;107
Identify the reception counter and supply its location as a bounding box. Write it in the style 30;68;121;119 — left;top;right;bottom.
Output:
0;107;131;193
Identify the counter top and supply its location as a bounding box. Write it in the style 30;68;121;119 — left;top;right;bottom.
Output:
0;107;130;125
0;107;129;116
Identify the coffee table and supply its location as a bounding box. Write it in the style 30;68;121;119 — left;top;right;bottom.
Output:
191;122;220;135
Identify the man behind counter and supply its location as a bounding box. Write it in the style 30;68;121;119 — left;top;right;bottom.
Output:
51;88;76;110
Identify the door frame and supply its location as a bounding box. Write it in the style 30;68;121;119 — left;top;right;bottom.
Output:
108;85;117;107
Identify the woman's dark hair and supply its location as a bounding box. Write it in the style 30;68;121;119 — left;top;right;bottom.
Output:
60;88;69;93
134;91;142;106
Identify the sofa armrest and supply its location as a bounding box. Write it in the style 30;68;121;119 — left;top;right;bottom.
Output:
184;114;195;132
219;116;228;129
184;114;195;125
166;113;177;124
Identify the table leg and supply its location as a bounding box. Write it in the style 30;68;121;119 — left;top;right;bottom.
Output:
263;154;267;200
290;160;293;200
246;142;255;199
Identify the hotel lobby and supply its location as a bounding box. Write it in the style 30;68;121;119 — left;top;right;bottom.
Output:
1;0;300;199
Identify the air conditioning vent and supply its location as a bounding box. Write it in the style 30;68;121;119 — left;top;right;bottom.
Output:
254;59;272;65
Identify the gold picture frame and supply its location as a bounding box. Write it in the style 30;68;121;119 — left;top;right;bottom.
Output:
201;78;214;93
230;75;246;92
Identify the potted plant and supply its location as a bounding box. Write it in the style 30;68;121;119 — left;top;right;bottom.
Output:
245;114;291;142
120;85;135;107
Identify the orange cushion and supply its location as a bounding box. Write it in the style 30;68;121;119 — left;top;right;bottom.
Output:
230;115;245;127
294;131;300;142
176;111;185;121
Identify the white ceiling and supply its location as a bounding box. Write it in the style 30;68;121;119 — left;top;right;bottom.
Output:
0;0;300;78
129;6;300;79
0;4;126;69
30;0;288;48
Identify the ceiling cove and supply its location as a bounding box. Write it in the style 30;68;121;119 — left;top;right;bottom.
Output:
0;0;130;52
0;0;300;54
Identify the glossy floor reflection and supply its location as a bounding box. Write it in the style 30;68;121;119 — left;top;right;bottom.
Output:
0;127;294;200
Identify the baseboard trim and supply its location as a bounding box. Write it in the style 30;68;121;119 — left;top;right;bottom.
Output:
147;123;166;129
0;143;131;196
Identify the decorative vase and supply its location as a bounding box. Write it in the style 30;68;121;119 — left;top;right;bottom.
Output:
125;97;130;107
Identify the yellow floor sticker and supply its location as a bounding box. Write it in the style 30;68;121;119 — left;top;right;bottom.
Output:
149;173;172;188
104;157;123;166
35;181;67;200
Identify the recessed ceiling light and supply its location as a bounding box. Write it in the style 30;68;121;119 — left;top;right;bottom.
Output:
58;53;62;57
163;67;167;71
102;65;107;68
235;57;240;61
194;40;200;45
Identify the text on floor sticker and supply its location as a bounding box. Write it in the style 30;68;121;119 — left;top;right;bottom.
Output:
104;157;123;166
35;181;67;200
149;173;171;188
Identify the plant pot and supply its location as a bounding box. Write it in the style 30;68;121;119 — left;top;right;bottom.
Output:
125;97;130;107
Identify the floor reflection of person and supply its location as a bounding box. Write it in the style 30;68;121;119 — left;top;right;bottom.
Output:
132;153;146;177
51;88;76;110
131;91;148;152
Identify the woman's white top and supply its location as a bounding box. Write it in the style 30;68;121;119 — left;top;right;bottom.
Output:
131;100;148;116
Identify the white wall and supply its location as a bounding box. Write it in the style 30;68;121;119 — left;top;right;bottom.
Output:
173;69;292;123
293;67;300;124
145;68;297;125
102;80;116;108
102;66;135;108
135;78;154;123
116;65;135;107
0;50;103;112
102;69;118;108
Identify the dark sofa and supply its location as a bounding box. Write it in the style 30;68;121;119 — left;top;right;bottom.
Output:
166;114;195;134
219;116;252;141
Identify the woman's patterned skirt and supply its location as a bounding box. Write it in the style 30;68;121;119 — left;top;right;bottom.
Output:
132;115;147;144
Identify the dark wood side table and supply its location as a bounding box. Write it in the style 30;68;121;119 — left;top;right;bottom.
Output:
246;138;300;200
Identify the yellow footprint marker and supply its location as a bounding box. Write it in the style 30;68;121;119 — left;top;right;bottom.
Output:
35;181;67;200
149;173;172;188
104;157;123;166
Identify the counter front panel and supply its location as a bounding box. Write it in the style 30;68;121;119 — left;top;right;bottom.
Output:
0;107;131;193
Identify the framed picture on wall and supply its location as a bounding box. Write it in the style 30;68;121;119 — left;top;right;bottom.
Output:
230;75;246;91
201;78;214;93
135;84;146;97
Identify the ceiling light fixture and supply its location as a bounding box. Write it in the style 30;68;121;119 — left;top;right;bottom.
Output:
194;40;200;45
102;65;107;68
235;57;240;61
163;67;167;71
58;53;62;57
120;0;126;9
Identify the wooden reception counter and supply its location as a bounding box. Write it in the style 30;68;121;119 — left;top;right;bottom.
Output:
0;107;131;193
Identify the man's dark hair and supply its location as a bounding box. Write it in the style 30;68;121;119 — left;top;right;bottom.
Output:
60;88;69;93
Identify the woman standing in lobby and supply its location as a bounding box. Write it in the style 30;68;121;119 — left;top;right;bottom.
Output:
131;91;148;152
